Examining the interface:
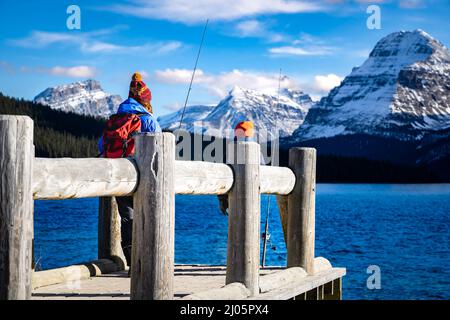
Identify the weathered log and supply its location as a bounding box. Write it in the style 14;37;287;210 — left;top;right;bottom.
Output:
33;158;294;199
131;133;175;300
259;257;332;293
0;115;34;300
98;197;126;269
174;160;233;195
259;267;307;293
287;148;316;274
313;257;332;274
260;166;295;195
181;282;250;300
33;157;138;199
248;268;346;300
226;141;260;296
32;259;119;289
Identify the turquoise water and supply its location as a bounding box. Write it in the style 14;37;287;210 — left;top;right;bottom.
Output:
34;184;450;300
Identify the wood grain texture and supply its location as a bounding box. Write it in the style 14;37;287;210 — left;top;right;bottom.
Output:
0;115;34;300
175;161;233;195
260;166;295;195
226;141;261;296
259;257;331;293
287;148;316;274
98;197;126;269
32;259;120;289
33;157;293;198
131;133;175;300
247;268;346;300
259;267;307;293
181;282;250;300
33;157;138;199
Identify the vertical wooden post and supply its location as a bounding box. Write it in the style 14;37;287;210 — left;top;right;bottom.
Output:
0;115;34;300
226;141;260;296
287;148;316;274
131;133;175;300
98;197;126;270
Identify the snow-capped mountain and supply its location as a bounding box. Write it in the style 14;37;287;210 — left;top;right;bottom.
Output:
34;80;122;118
158;85;313;138
291;29;450;142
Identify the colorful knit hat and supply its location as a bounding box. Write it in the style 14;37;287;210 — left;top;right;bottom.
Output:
129;72;152;113
235;121;254;138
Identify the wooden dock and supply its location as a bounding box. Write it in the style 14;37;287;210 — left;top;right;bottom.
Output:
0;115;346;300
32;264;345;300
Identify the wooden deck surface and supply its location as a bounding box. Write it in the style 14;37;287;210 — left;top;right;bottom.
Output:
31;265;345;300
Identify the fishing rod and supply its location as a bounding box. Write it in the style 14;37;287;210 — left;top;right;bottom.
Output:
262;68;282;268
178;19;209;130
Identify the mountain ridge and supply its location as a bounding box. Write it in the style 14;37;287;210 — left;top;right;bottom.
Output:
34;79;122;119
158;85;313;138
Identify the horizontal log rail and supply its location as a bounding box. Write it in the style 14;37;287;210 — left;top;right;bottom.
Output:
32;158;296;200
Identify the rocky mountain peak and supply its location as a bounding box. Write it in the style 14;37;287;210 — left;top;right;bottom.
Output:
291;30;450;142
34;80;122;119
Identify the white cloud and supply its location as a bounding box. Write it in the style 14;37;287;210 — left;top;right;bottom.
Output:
269;33;337;56
233;19;287;42
235;20;263;36
9;31;79;48
269;45;335;56
155;68;298;97
1;61;96;79
312;74;343;93
9;29;182;55
106;0;323;24
47;66;97;78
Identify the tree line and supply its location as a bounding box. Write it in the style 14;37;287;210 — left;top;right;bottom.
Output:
0;93;104;157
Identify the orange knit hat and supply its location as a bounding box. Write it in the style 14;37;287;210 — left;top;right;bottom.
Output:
235;121;254;138
129;72;152;112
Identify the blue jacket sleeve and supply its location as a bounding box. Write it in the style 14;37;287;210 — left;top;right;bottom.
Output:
140;114;162;133
98;136;103;155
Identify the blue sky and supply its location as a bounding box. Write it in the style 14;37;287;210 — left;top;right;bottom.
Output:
1;0;449;116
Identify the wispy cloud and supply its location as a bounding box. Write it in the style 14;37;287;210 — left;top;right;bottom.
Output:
269;33;337;57
46;66;97;78
155;68;299;97
105;0;323;24
0;61;97;79
154;67;343;103
8;28;182;55
269;45;335;56
232;19;287;42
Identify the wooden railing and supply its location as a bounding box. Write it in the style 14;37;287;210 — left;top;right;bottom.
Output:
0;115;317;300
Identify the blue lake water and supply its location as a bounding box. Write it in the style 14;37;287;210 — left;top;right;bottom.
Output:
34;184;450;300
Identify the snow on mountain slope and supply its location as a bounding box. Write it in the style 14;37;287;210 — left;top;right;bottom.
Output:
291;29;450;142
34;80;122;118
158;85;313;138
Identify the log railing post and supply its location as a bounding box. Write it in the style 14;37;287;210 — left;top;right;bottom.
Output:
0;115;34;300
98;197;126;270
287;148;316;274
226;141;260;296
131;133;175;300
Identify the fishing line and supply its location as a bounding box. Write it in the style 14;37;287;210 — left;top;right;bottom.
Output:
262;68;282;267
178;19;209;130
